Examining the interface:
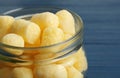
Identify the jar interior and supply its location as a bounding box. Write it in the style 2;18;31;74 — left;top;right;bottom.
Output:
0;7;87;78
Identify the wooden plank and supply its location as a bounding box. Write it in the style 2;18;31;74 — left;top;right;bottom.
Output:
84;44;120;67
0;0;120;6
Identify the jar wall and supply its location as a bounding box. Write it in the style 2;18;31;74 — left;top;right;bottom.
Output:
0;7;87;78
0;47;87;78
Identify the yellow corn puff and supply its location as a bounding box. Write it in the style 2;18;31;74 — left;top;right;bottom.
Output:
31;12;59;30
56;10;75;35
0;16;14;39
73;47;88;72
12;67;33;78
1;33;24;55
67;66;83;78
35;64;67;78
41;26;64;46
11;19;40;44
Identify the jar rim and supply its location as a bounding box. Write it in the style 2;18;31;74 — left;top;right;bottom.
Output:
0;7;83;50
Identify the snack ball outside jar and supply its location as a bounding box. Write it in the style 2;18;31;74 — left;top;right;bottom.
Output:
0;7;88;78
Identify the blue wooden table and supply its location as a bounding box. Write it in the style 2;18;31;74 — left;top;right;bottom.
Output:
0;0;120;78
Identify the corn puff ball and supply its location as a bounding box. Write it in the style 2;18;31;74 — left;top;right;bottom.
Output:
1;33;24;55
0;16;14;39
73;47;88;72
41;26;64;46
31;12;59;30
11;19;41;44
67;66;83;78
12;67;33;78
56;10;75;35
0;67;12;78
35;64;67;78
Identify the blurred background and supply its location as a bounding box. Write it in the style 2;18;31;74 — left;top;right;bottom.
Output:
0;0;120;78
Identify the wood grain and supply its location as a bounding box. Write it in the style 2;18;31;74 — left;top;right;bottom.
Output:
0;0;120;78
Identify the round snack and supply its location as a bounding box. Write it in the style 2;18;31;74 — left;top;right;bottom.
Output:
31;12;59;30
35;64;67;78
66;66;83;78
12;67;33;78
1;33;24;55
56;10;75;35
0;16;14;40
11;19;41;44
73;47;88;72
41;26;64;46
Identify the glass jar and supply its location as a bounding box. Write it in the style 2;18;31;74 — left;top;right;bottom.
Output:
0;7;87;78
